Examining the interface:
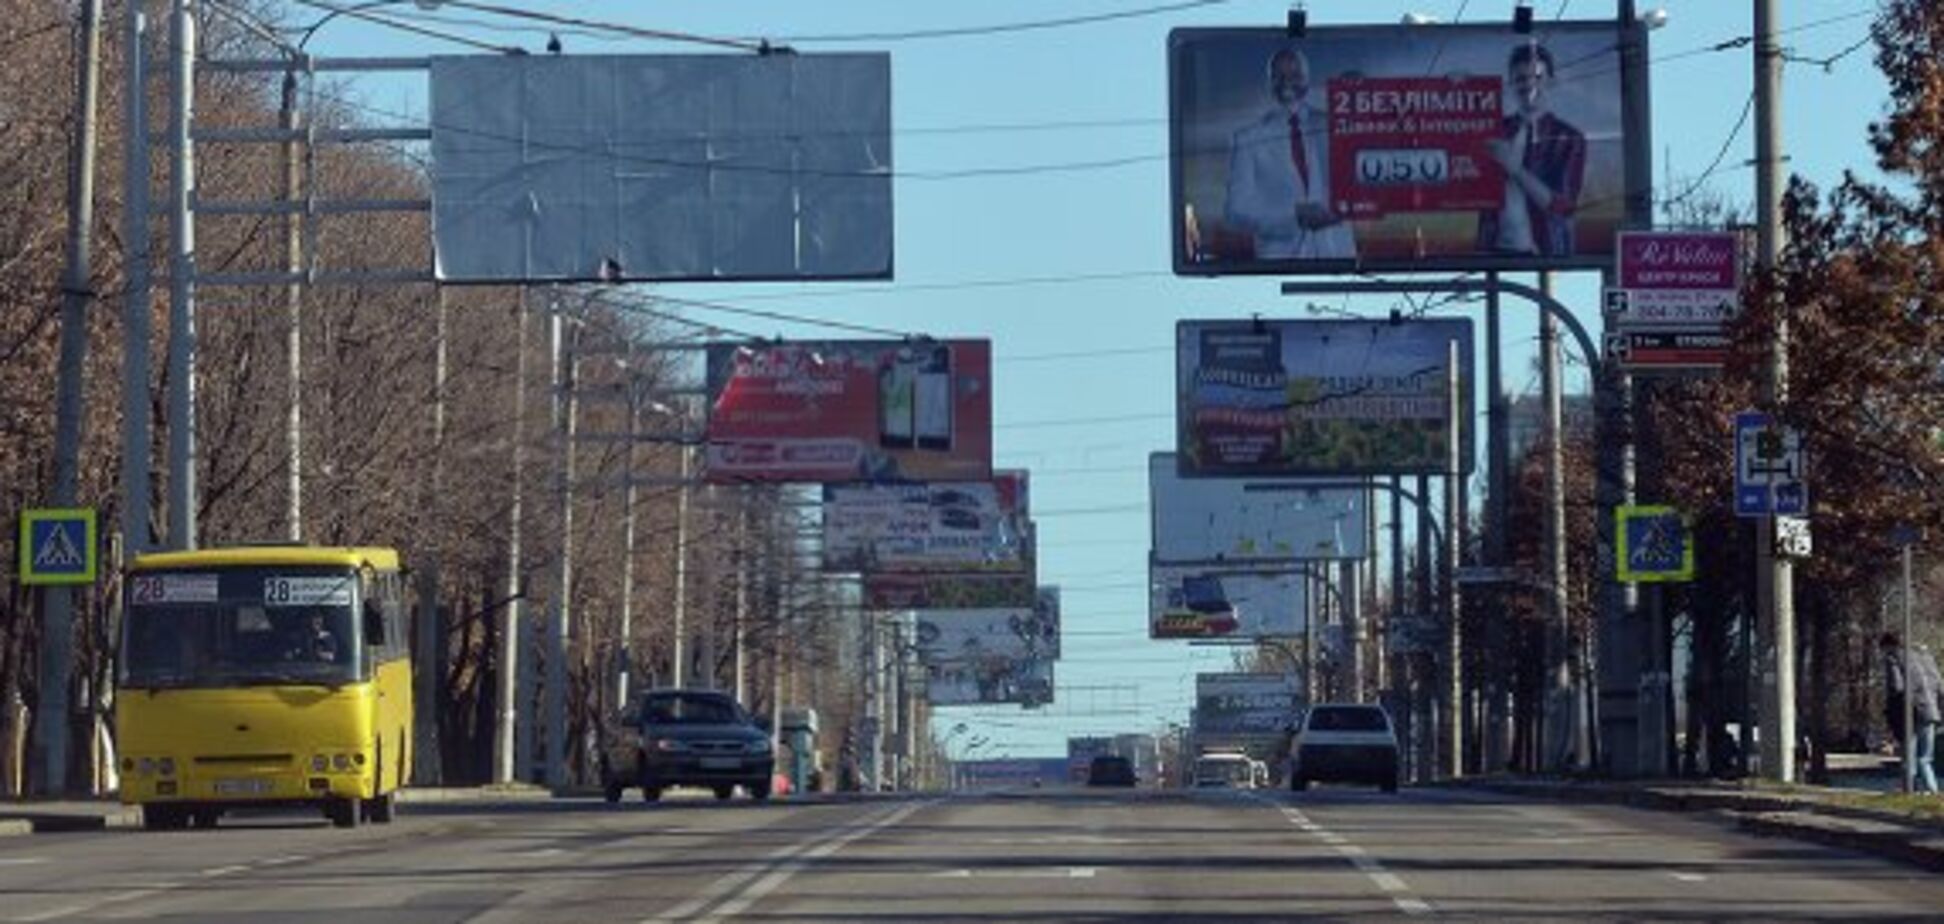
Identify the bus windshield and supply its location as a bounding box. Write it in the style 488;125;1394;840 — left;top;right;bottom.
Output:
122;567;363;689
1195;754;1254;786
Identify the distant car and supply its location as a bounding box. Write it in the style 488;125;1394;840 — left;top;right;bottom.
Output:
600;689;775;803
1289;703;1400;793
1086;755;1138;787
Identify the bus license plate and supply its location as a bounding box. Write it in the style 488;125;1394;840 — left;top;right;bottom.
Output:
213;778;273;796
699;758;740;770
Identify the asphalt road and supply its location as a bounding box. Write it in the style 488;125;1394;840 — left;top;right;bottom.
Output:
1;786;1940;921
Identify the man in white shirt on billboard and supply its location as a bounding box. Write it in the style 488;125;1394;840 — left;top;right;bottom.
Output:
1224;45;1356;261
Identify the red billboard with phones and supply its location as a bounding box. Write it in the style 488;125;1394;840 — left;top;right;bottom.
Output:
704;340;992;484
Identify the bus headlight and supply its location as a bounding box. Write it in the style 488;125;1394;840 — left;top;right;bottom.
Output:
332;754;352;771
138;757;158;775
312;755;329;773
157;757;176;776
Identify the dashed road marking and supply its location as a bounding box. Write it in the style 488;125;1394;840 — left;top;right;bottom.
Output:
1278;803;1430;917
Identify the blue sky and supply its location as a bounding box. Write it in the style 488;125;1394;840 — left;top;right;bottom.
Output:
296;0;1890;760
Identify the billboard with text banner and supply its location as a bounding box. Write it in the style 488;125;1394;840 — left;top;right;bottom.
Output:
1170;22;1636;276
704;340;991;484
1195;673;1300;755
1177;319;1474;476
822;472;1029;573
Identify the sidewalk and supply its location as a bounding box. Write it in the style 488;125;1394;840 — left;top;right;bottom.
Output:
1453;776;1944;873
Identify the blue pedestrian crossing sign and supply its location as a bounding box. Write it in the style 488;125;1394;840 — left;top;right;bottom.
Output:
1616;505;1694;583
18;508;97;586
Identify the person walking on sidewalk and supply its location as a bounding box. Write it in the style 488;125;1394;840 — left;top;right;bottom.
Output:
1884;633;1942;793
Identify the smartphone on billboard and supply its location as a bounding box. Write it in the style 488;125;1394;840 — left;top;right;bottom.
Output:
915;344;954;451
879;348;916;449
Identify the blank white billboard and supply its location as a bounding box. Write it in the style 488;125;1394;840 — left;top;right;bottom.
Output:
1150;453;1367;564
430;53;892;283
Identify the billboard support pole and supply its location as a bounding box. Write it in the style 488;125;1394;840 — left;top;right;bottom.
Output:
1343;559;1363;703
1298;579;1313;704
1445;340;1465;780
1389;476;1404;700
1485;276;1511;771
671;442;691;689
495;289;527;786
167;0;199;552
1540;271;1577;772
1414;473;1433;782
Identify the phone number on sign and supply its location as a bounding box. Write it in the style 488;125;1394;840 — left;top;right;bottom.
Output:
1353;149;1452;186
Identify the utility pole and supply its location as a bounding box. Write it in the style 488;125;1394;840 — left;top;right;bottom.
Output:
166;0;198;551
1388;476;1403;698
1414;471;1432;780
494;289;527;786
671;444;692;688
1484;275;1509;770
415;287;447;784
280;70;303;542
1342;558;1363;703
37;0;106;796
1540;271;1577;771
733;500;749;704
1753;0;1796;784
120;1;153;562
616;349;640;710
1302;577;1317;705
545;297;577;789
1444;339;1465;779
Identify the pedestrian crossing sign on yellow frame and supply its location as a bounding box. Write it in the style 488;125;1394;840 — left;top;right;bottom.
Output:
1616;504;1694;583
19;508;97;586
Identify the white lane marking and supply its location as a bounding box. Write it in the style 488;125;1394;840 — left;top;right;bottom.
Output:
647;804;903;923
15;890;159;923
1276;800;1429;917
258;855;310;867
929;866;1100;879
1670;871;1708;883
971;835;1134;846
200;865;249;877
695;801;925;924
1369;872;1409;893
0;858;47;867
511;848;565;859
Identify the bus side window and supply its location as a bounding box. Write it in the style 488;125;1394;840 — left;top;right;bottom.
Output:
385;572;407;664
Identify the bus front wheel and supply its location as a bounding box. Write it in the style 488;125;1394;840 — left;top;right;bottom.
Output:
142;806;186;831
327;798;361;829
367;792;396;824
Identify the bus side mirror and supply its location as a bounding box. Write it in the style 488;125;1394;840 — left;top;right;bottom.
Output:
363;601;386;647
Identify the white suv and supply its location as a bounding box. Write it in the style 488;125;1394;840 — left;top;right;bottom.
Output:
1289;703;1400;793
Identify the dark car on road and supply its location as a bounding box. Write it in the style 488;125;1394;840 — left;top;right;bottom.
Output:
1289;703;1400;793
600;689;775;803
1086;755;1138;787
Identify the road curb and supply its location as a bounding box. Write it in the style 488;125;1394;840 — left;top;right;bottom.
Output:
1733;810;1944;873
1453;780;1944;873
0;807;140;835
